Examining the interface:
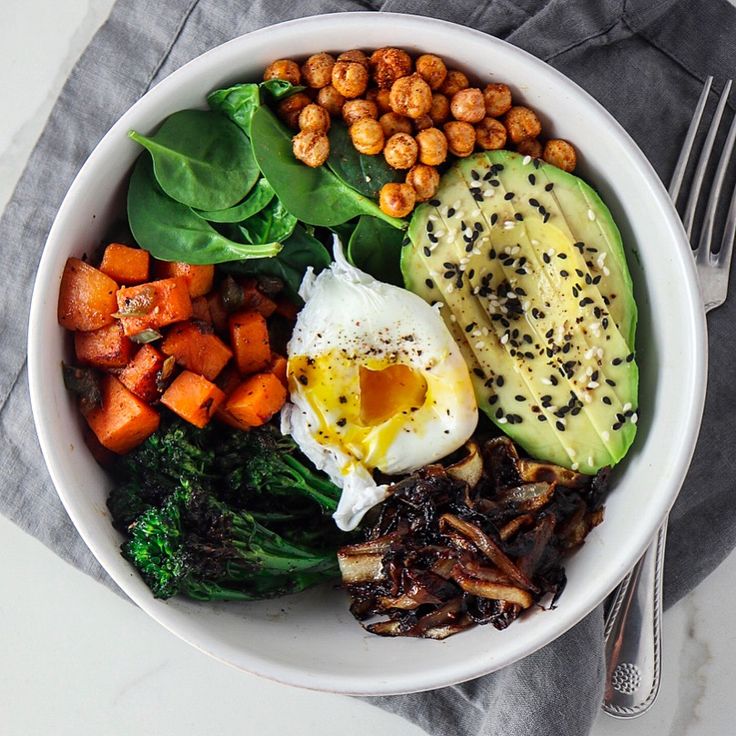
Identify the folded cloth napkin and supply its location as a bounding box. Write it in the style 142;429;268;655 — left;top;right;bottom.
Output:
2;0;735;734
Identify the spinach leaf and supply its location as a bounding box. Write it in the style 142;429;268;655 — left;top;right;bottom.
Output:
129;109;259;211
220;224;331;302
127;154;281;264
239;196;298;244
327;122;402;198
193;178;276;224
250;105;406;230
260;79;306;100
207;83;261;135
347;215;406;286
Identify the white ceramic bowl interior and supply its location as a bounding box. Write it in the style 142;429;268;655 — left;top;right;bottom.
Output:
28;13;706;695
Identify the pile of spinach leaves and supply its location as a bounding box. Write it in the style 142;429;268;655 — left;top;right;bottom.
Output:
126;80;409;297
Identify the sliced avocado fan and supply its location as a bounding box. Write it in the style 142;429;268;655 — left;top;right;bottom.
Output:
402;151;639;474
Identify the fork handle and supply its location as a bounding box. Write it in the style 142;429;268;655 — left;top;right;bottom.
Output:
602;520;666;717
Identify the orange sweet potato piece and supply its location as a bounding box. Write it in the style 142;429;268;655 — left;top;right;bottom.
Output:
118;344;167;403
82;374;160;454
116;277;192;337
214;365;251;430
161;370;225;428
269;353;288;387
99;243;150;284
225;372;287;427
58;257;119;331
191;296;212;324
161;321;233;381
229;310;271;375
154;261;214;298
74;322;135;370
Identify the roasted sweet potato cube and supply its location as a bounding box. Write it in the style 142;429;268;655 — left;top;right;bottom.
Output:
58;257;118;331
225;373;287;427
99;243;150;284
161;370;225;428
269;353;288;387
116;277;192;337
154;261;214;298
74;322;135;369
229;310;271;375
214;365;251;431
161;321;233;381
118;344;166;403
82;374;160;454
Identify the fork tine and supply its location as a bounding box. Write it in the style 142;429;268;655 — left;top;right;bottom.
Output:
696;82;736;263
669;75;713;202
683;79;732;242
715;144;736;273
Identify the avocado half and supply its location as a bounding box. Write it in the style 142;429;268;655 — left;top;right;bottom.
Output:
402;151;638;474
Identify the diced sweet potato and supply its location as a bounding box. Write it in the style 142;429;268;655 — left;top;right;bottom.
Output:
269;353;288;387
214;365;251;430
229;310;271;375
207;292;229;334
82;374;160;454
74;322;135;370
191;296;212;324
116;277;192;337
99;243;150;284
58;257;119;331
275;297;300;321
160;370;225;428
161;321;233;381
154;261;214;298
225;373;287;427
118;344;166;403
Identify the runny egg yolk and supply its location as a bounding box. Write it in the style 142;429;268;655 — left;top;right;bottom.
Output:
288;351;439;475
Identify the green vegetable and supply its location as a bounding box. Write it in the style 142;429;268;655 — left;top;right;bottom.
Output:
327;122;402;198
260;79;306;100
129;109;258;211
220;224;331;302
193;178;276;224
249;105;406;230
207;83;261;135
238;195;298;245
347;215;405;286
61;362;101;410
127;154;282;264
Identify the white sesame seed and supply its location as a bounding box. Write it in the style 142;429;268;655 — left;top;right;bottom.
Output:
472;329;482;337
472;286;480;295
429;215;438;222
586;365;595;376
459;264;466;271
603;266;611;276
583;393;593;403
471;209;481;217
503;220;515;230
470;180;481;189
475;340;486;349
587;209;596;221
511;245;521;255
589;322;600;332
452;200;461;209
522;300;531;311
602;431;610;441
447;284;454;293
596;348;604;359
546;248;555;257
623;402;632;412
484;190;495;198
500;305;508;314
482;327;489;336
531;239;540;246
449;314;457;322
571;462;579;470
541;378;552;385
460;256;469;265
434;229;445;237
587;381;599;389
523;155;532;165
587;456;594;466
498;417;508;424
472;248;481;256
569;448;577;457
631;413;638;424
500;333;509;345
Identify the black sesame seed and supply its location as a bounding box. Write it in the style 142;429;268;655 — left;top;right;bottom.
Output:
612;357;622;366
528;173;536;185
489;394;499;405
298;375;308;386
626;352;635;362
602;396;612;405
471;169;480;180
490;179;500;187
591;370;599;381
515;212;524;221
550;375;559;385
515;394;525;401
339;395;347;404
423;247;431;257
543;212;551;223
557;253;567;260
556;420;566;431
447;207;456;217
504;192;515;200
425;278;434;289
495;408;504;419
538;414;548;422
426;220;434;232
497;376;505;387
545;182;554;191
529;198;540;207
467;269;475;279
612;421;623;431
336;418;347;427
429;199;441;206
490;213;498;225
606;379;616;387
473;367;485;378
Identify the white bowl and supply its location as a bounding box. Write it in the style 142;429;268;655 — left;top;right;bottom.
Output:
28;12;707;695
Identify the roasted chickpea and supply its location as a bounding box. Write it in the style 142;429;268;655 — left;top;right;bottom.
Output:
263;59;301;85
543;139;577;172
337;49;369;68
301;52;335;89
450;88;486;123
277;92;312;129
504;106;542;143
383;132;418;170
405;164;440;202
379;182;416;218
349;117;385;155
366;88;393;114
439;70;469;97
292;130;330;167
415;54;447;90
341;99;378;126
331;60;369;99
415;127;448;166
429;93;451;125
379;112;413;138
483;82;512;117
516;138;543;158
475;117;507;150
443;120;476;157
298;103;331;133
389;73;432;119
414;114;433;132
370;47;413;89
316;85;346;116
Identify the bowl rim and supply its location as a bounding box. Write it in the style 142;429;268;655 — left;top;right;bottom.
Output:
27;10;708;695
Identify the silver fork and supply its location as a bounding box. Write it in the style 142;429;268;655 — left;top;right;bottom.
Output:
602;75;736;718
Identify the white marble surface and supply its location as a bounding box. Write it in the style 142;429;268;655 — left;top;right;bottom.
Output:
2;2;736;735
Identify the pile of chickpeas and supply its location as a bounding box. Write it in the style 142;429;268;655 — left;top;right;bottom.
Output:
262;48;577;219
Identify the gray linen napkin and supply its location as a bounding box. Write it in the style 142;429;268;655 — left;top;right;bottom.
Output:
2;1;735;734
